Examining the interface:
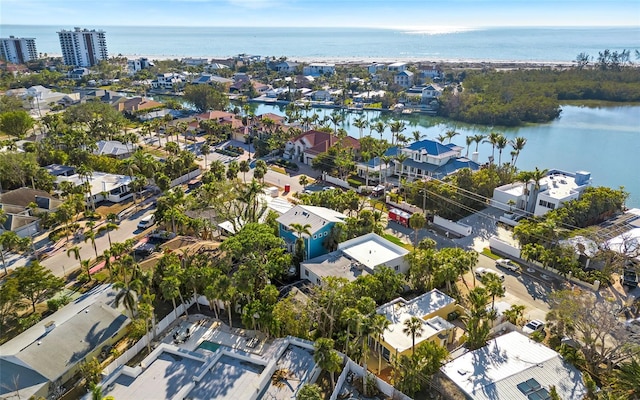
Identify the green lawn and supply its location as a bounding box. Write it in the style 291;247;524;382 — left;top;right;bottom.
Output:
383;233;413;251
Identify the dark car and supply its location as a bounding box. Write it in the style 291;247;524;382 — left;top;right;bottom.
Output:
148;230;177;244
133;242;157;258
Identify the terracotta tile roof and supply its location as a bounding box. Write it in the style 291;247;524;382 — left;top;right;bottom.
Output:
195;111;235;121
293;130;360;155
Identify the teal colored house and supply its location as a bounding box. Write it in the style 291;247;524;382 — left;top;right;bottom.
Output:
277;205;347;260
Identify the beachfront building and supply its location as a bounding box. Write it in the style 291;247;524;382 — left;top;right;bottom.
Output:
302;63;336;76
301;232;410;283
181;57;209;66
277;205;347;260
491;169;592;216
58;27;108;67
388;62;407;72
373;290;460;363
441;331;589;400
127;57;154;74
0;36;37;64
392;139;481;180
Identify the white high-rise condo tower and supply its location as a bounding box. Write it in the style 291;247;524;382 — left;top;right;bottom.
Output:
0;36;38;64
57;27;108;67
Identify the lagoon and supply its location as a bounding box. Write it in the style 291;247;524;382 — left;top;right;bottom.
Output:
244;103;640;207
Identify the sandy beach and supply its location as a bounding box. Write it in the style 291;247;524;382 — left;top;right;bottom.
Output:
47;52;575;69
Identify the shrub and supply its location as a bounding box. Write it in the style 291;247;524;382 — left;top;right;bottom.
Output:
47;295;71;312
530;330;545;343
19;313;41;332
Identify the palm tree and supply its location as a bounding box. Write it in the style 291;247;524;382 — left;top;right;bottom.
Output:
465;136;474;157
161;274;182;319
341;307;362;353
503;304;525;325
66;245;86;279
297;384;323;400
353;116;368;139
369;313;390;373
329;112;344;135
389;120;406;146
402;316;424;354
526;167;548;212
371;121;387;141
436;133;447;143
482;273;505;309
411;130;425;142
408;212;426;247
394;153;409;186
289;222;312;262
495;134;508;165
299;175;309;188
381;155;393;186
611;357;640;398
200;142;211;168
445;129;459;143
473;133;486;153
114;278;140;320
483;131;502;164
509;136;527;167
84;230;99;259
239;160;250;183
313;338;342;390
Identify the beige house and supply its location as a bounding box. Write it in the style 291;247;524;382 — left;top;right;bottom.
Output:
373;289;461;362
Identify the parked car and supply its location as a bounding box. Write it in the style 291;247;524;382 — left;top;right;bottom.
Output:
475;267;505;281
523;319;545;335
495;258;520;272
323;186;336;191
137;214;155;229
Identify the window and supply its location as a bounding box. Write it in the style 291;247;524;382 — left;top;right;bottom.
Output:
394;266;399;271
313;234;317;239
538;200;556;209
304;270;309;277
316;278;321;284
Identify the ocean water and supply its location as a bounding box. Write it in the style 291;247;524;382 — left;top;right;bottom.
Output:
1;25;638;62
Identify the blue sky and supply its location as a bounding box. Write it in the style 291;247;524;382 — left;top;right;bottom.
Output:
2;0;639;28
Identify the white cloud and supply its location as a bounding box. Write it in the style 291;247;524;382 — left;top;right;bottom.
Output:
227;0;280;9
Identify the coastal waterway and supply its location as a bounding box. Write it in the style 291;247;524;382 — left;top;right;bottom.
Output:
244;103;640;207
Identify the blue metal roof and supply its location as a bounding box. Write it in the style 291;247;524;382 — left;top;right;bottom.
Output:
406;139;458;156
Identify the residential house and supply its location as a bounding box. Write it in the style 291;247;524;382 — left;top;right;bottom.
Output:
113;96;163;114
68;67;89;80
394;70;414;88
11;85;80;109
181;57;209;66
47;165;133;204
355;146;398;183
234;53;261;65
373;290;460;362
191;74;233;88
127;57;153;74
393;139;481;180
284;130;360;165
229;79;270;96
367;62;387;75
404;84;442;105
302;63;336;76
419;64;443;81
194;110;248;142
309;89;333;102
387;62;407;72
205;62;230;72
491;170;592;216
0;290;129;400
301;232;409;283
271;60;299;74
94;140;135;159
441;331;589;400
277;205;347;260
0;204;40;238
151;72;184;90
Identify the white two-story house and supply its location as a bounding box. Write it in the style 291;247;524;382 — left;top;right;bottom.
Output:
394;70;414;88
151;73;184;90
393;139;480;180
303;63;336;76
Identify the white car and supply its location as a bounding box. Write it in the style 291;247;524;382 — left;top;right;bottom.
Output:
474;267;505;281
523;319;545;335
495;258;520;272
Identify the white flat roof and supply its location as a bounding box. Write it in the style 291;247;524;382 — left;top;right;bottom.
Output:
377;290;455;353
441;331;588;400
56;172;131;196
338;232;408;269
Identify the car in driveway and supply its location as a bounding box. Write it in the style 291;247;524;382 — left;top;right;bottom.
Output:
523;319;545;335
475;267;505;281
323;186;336;191
495;258;520;272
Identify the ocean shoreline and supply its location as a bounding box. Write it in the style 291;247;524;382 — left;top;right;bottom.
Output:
47;53;576;69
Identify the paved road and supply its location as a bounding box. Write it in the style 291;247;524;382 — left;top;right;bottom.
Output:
9;204;155;278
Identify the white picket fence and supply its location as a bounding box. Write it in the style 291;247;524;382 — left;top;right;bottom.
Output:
102;298;196;375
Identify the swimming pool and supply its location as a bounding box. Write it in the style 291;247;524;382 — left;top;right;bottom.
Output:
197;341;224;353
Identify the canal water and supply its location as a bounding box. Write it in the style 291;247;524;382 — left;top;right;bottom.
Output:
245;103;640;207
